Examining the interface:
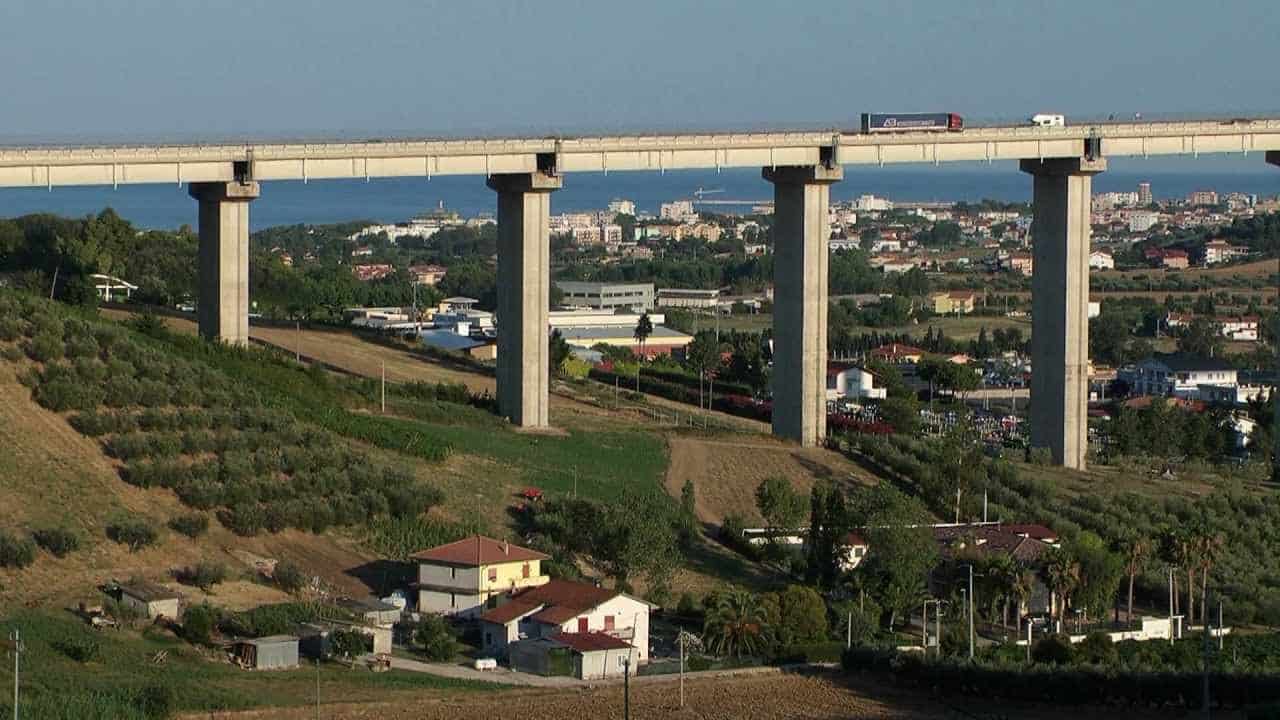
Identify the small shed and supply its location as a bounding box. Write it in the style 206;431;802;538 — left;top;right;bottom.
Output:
510;633;635;680
113;582;180;620
234;635;300;670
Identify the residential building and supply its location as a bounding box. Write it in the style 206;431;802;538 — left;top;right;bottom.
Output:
1187;190;1219;206
569;225;603;245
554;323;692;359
601;224;624;245
1144;248;1189;269
89;274;138;302
479;578;654;667
853;194;893;211
659;200;697;223
1127;210;1161;233
508;633;636;680
1120;354;1239;399
1202;240;1248;265
352;264;396;281
555;281;654;311
408;264;447;286
930;291;976;315
828;236;861;251
607;199;636;217
411;535;551;618
1003;253;1033;276
671;222;722;243
1137;182;1153;205
1217;316;1259;341
1088;249;1115;270
826;363;886;401
868;343;926;364
656;288;720;309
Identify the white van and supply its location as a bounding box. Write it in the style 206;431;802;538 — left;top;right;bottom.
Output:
1030;114;1066;128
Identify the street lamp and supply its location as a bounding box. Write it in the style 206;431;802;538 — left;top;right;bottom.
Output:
959;564;975;659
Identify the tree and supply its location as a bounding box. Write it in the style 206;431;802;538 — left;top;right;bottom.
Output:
678;478;699;547
597;488;681;593
852;485;939;629
1120;533;1152;624
684;330;724;408
633;312;654;358
775;585;829;644
413;614;462;661
549;329;570;378
1177;317;1225;358
755;477;804;533
1193;524;1225;627
1068;532;1124;626
703;590;773;658
1040;547;1081;626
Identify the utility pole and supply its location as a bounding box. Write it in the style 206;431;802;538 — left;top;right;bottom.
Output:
380;361;386;414
679;633;685;709
967;564;975;660
1170;566;1176;645
10;628;20;720
623;656;631;720
315;658;321;720
846;610;852;650
1026;618;1032;663
1219;600;1224;652
1202;588;1212;719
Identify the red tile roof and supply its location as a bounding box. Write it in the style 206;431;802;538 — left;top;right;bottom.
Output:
478;579;622;627
1001;523;1058;542
478;600;541;625
869;343;926;359
550;631;633;653
410;535;548;566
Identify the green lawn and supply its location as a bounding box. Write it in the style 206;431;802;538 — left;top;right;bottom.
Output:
0;610;503;719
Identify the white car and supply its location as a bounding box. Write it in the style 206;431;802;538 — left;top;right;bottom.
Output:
1029;114;1066;128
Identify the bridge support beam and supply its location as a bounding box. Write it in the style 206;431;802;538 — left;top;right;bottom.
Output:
765;164;842;447
189;181;259;346
1020;157;1105;470
488;171;562;428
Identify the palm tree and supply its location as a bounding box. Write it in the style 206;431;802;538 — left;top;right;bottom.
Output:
1011;568;1036;629
983;554;1019;631
1041;548;1081;628
1195;529;1225;627
633;312;654;359
1121;534;1152;625
702;590;772;659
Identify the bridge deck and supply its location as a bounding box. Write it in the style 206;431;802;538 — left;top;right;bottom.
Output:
0;119;1278;188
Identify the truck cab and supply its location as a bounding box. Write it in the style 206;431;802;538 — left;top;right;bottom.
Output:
1029;114;1066;128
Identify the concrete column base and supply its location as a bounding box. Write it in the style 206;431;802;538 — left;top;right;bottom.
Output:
189;181;259;346
489;171;562;428
1020;158;1105;470
764;165;842;447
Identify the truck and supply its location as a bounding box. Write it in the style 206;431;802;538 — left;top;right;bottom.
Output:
860;113;963;133
1029;113;1066;128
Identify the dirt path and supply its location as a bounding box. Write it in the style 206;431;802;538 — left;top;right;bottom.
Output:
182;670;1180;720
665;435;873;525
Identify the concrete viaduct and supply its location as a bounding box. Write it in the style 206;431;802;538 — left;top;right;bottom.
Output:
4;118;1280;469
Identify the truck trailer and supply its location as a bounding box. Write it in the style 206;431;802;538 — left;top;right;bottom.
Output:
860;113;963;133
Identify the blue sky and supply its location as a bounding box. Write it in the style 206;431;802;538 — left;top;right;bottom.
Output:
1;0;1277;141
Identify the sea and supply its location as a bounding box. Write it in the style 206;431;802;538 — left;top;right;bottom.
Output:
0;156;1278;231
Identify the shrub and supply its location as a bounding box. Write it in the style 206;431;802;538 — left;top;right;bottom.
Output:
25;331;65;362
273;561;307;594
177;562;226;591
1031;634;1076;665
52;633;101;663
134;683;174;720
106;519;159;552
1078;631;1118;665
0;530;37;568
182;603;219;644
35;377;104;412
330;629;372;659
413;614;462;661
217;504;265;536
385;484;446;519
103;375;141;408
0;317;22;342
676;592;701;618
168;513;210;540
32;526;81;558
1027;446;1054;466
0;345;22;361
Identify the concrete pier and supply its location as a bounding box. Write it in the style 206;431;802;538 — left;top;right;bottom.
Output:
764;164;842;446
488;171;562;428
189;181;259;345
1020;157;1105;469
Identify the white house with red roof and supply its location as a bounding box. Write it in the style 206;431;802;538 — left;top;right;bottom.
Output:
827;363;886;401
411;535;551;618
477;579;654;666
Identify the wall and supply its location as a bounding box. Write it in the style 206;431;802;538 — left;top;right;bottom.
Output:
549;595;651;663
419;588;484;617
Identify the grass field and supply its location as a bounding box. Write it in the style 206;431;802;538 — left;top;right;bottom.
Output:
0;610;500;719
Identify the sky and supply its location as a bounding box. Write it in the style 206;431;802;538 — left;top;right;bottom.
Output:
2;0;1278;143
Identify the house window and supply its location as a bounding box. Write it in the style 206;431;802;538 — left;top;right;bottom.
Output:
488;568;497;582
451;567;457;580
577;617;589;633
522;563;530;579
604;615;615;631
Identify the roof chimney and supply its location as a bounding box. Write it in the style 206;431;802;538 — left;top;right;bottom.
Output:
503;540;509;555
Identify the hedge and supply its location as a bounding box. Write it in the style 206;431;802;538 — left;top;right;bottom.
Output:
842;647;1280;710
